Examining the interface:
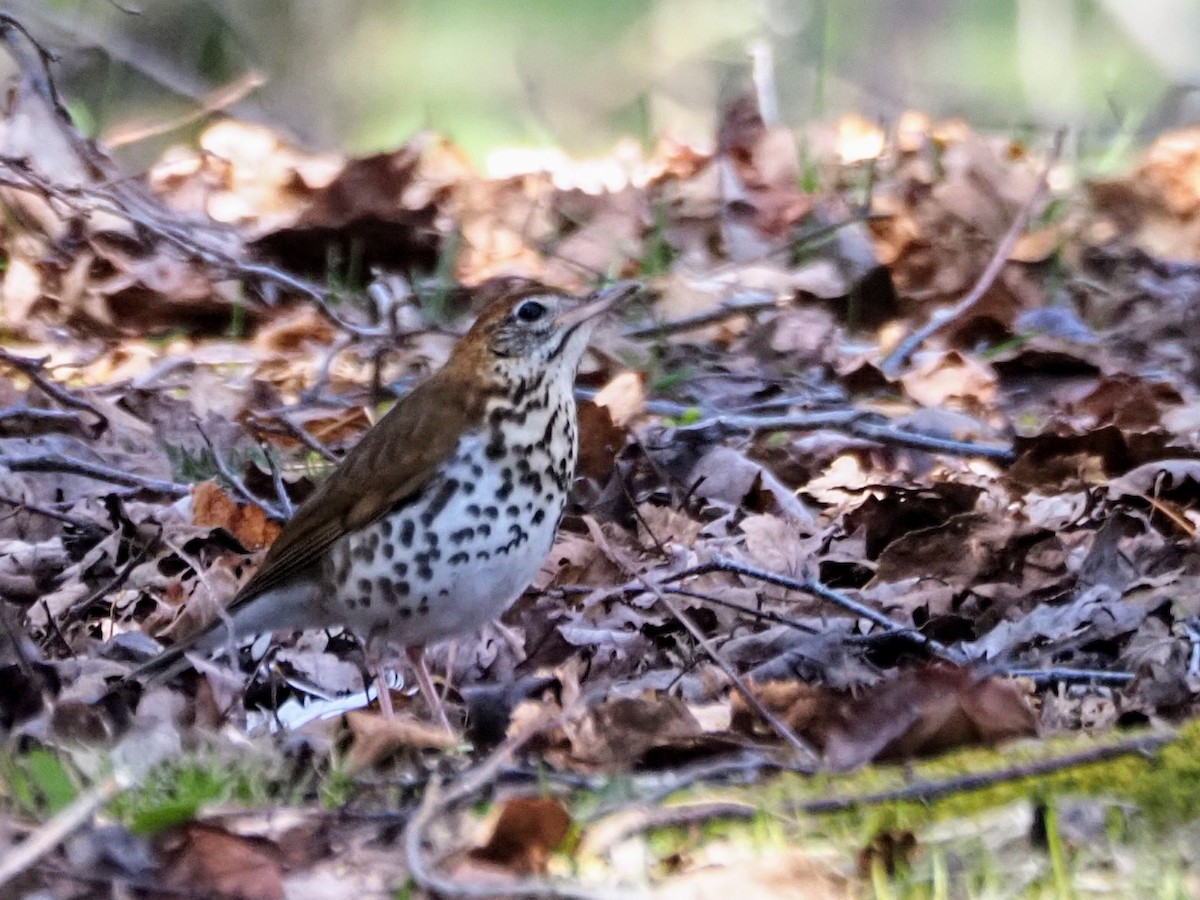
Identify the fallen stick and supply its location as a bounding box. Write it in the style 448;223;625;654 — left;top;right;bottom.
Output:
0;453;189;497
880;130;1066;377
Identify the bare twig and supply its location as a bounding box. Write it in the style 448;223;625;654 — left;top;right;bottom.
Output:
661;585;819;634
851;419;1015;463
0;453;189;497
196;427;286;521
624;292;778;340
260;442;295;520
0;773;129;889
650;586;819;764
267;412;341;462
676;407;1015;463
0;348;108;436
0;406;96;438
403;708;619;900
706;555;966;664
598;389;1016;464
102;70;263;148
1003;667;1134;686
880;130;1067;376
0;494;99;529
59;529;159;626
580;732;1173;854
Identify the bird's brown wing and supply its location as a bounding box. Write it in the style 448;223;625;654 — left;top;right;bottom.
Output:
226;372;487;611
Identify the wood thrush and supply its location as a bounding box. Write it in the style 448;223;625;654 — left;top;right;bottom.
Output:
133;280;638;730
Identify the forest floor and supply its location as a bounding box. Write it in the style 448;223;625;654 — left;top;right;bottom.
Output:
4;15;1200;899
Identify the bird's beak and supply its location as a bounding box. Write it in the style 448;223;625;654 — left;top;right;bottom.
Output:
555;281;640;330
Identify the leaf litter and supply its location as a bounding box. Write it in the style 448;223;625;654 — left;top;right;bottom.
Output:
3;17;1200;898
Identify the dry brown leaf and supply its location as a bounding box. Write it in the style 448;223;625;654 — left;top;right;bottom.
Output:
821;666;1037;769
576;400;628;481
740;513;812;579
656;847;851;900
469;796;572;875
900;350;997;409
192;481;282;551
592;371;646;426
345;709;457;768
158;822;285;900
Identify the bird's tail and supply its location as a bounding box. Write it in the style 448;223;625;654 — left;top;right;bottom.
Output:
124;618;233;683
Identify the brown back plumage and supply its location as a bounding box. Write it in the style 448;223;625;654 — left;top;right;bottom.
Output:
226;285;550;610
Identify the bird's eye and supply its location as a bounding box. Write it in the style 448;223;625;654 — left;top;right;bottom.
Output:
515;300;547;323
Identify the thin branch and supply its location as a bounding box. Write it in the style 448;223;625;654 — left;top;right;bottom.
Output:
196;427;286;521
0;453;189;497
0;494;99;529
0;773;128;889
1003;667;1134;686
260;441;295;520
579;732;1174;853
0;348;108;436
677;408;1015;463
603;390;1016;464
624;291;778;340
59;529;159;626
0;406;96;438
264;412;341;462
651;586;819;764
661;585;819;634
880;129;1067;376
852;420;1015;463
403;705;620;900
707;555;966;664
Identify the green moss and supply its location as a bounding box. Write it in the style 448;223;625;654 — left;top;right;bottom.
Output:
110;750;294;835
0;748;79;817
685;721;1200;840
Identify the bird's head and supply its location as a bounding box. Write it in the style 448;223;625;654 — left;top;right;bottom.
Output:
454;280;638;386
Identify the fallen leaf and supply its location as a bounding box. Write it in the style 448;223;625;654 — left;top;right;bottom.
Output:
157;822;285;900
592;371;646;426
345;709;457;768
656;847;851;899
192;481;281;550
469;796;572;875
822;667;1035;769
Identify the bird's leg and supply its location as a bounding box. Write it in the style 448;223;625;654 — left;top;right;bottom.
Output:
406;645;453;735
375;670;396;719
362;628;396;719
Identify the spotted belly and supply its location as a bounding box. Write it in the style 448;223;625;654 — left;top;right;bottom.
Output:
320;433;566;648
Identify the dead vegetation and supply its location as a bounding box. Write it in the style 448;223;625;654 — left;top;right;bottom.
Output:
4;13;1200;898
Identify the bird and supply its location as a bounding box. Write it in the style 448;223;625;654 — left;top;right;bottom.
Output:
131;279;638;731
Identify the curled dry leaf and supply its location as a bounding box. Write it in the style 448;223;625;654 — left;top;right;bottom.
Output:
733;665;1036;770
592;371;646;427
1108;459;1200;503
469;796;573;875
740;513;815;579
157;821;285;900
576;401;628;481
689;445;814;524
899;350;998;410
344;709;457;768
192;480;281;551
564;692;742;771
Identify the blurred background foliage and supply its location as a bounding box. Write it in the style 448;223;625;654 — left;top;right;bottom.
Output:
6;0;1199;168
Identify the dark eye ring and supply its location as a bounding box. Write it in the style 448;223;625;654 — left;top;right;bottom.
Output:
516;300;547;323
